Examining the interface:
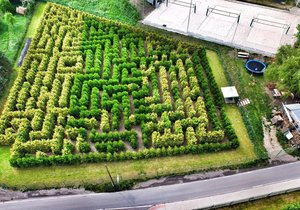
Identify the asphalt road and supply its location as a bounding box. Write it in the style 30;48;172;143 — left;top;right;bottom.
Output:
1;162;300;210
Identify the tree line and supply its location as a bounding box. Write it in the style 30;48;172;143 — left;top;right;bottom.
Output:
266;25;300;97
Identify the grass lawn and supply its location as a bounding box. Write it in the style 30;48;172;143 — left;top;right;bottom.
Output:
0;15;28;62
207;50;256;159
207;50;228;87
46;0;140;24
25;2;47;38
217;49;270;158
0;49;257;190
0;146;257;190
220;191;300;210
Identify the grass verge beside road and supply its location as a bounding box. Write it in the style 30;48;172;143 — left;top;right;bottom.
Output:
0;146;258;190
220;190;300;210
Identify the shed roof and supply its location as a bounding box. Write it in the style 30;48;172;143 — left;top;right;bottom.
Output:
284;103;300;123
285;130;293;140
285;104;300;111
221;86;239;98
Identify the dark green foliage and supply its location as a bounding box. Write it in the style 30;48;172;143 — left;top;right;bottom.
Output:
9;141;234;168
0;0;14;14
266;44;300;97
0;52;12;96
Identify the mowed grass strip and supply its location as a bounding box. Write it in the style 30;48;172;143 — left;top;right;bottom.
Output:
0;49;256;190
24;2;47;39
0;146;257;189
206;50;256;158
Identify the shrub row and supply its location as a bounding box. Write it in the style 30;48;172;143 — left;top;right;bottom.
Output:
10;142;235;168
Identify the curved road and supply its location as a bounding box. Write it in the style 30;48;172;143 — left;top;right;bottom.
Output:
1;162;300;210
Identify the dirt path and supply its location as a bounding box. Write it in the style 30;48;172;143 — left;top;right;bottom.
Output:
156;72;163;103
133;125;144;150
262;118;298;163
124;141;134;151
119;113;125;132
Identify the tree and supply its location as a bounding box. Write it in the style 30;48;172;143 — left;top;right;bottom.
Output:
0;0;14;15
21;0;35;14
3;12;15;25
3;12;15;52
0;51;12;96
266;45;300;97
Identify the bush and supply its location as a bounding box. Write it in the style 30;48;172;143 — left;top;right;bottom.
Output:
283;202;300;210
0;0;14;14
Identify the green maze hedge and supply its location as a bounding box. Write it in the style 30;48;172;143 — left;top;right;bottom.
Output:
0;3;239;168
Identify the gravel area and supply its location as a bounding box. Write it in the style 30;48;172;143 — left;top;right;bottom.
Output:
263;118;298;163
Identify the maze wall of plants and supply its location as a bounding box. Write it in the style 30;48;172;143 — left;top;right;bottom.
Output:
0;4;239;167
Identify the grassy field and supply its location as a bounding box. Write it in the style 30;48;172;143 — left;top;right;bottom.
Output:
44;0;140;24
220;191;300;210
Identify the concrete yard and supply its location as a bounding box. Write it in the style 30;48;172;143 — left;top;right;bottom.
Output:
143;0;300;56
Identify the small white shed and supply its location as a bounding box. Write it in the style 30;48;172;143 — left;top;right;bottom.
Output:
221;86;239;104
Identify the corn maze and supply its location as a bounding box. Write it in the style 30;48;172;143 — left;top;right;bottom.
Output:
0;4;239;167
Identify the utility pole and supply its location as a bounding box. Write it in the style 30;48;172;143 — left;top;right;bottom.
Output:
105;165;116;190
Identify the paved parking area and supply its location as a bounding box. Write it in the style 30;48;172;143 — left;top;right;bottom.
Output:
143;0;300;56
